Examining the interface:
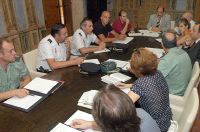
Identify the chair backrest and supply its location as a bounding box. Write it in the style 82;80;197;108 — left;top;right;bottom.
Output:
178;88;199;132
183;62;200;100
22;49;38;71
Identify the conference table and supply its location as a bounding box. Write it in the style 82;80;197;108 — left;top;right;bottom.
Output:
0;35;162;132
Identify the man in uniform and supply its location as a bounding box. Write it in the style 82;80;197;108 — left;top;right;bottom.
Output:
71;17;106;56
0;39;31;101
36;23;84;72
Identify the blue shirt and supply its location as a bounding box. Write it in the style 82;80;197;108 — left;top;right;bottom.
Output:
137;108;160;132
131;71;172;132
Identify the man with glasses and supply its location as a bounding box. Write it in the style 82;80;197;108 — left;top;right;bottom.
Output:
147;5;171;32
36;23;84;72
93;11;126;43
112;10;132;34
0;39;31;100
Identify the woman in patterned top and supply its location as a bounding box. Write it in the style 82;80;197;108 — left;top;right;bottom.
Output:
118;48;172;132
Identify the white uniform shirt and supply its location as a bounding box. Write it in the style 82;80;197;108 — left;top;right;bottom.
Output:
71;28;97;56
36;34;67;71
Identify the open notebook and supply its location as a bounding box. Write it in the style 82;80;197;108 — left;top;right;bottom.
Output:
3;77;64;112
77;90;98;109
64;110;100;132
101;72;131;84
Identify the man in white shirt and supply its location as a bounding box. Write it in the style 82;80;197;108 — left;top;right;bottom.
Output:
182;11;196;30
36;23;84;72
71;17;106;56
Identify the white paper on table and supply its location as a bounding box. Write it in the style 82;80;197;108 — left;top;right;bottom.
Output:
78;90;98;108
128;32;143;36
106;59;129;68
94;48;110;53
145;47;164;58
138;30;161;34
50;123;81;132
4;95;42;110
155;38;162;43
121;88;130;94
24;78;58;94
113;37;134;44
142;32;160;37
65;110;100;132
83;59;100;64
122;62;130;70
101;75;121;84
110;73;131;82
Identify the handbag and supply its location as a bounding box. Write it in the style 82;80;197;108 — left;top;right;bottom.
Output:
100;61;117;73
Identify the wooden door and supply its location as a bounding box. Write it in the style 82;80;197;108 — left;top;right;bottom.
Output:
42;0;61;32
63;0;73;36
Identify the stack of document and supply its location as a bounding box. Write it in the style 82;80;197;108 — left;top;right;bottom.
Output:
3;77;62;112
128;32;143;36
106;59;129;68
138;30;160;37
145;47;165;58
94;48;110;54
113;37;134;44
77;90;99;109
83;59;100;64
50;123;81;132
64;110;100;132
101;73;131;84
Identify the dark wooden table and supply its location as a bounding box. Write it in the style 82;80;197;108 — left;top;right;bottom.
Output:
0;36;161;132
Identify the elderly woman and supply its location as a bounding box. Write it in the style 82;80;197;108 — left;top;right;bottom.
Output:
118;48;172;132
71;85;161;132
177;18;193;47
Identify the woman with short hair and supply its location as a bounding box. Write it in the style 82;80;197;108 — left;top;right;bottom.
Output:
119;48;172;132
177;18;193;47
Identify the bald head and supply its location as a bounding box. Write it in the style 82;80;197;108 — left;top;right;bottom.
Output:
100;11;110;25
182;12;193;22
162;32;177;48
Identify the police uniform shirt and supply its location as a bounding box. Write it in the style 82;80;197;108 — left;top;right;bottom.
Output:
36;34;67;71
71;28;97;56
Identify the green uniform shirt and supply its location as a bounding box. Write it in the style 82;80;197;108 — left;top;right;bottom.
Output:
158;47;192;96
0;58;29;92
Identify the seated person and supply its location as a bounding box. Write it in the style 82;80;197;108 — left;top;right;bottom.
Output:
71;84;161;132
184;23;200;65
177;18;193;47
71;17;106;56
158;32;192;96
117;48;172;132
93;11;126;43
0;39;31;101
147;5;171;32
36;23;84;72
182;11;196;30
112;9;132;34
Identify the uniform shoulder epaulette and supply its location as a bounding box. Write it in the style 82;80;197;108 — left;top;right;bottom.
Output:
47;39;52;43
